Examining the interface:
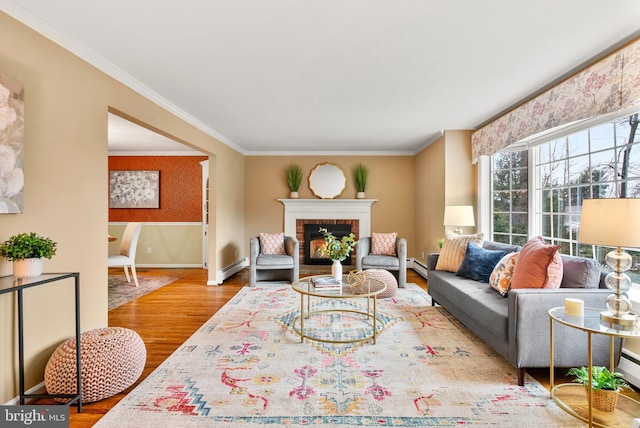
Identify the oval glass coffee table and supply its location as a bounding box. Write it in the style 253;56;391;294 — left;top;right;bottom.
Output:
291;273;386;345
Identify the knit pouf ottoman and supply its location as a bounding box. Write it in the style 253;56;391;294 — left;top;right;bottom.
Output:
45;327;146;403
363;269;398;298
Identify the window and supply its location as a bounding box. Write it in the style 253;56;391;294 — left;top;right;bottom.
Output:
491;151;528;246
488;111;640;284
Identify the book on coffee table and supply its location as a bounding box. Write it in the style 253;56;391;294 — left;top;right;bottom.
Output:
311;277;342;289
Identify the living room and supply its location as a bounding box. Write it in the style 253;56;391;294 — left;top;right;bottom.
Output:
2;2;640;425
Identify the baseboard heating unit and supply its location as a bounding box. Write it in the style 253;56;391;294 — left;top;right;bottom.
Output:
617;347;640;389
216;258;248;284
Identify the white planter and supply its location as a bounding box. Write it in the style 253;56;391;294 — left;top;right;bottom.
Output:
13;258;44;278
331;259;342;282
356;192;366;199
289;191;299;199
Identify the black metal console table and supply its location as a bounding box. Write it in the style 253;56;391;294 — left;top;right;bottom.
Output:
0;273;82;411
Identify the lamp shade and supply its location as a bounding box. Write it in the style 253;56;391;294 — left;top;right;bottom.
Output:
443;205;475;227
578;198;640;248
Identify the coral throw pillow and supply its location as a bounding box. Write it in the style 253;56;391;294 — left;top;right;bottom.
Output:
435;231;484;273
510;236;563;290
371;232;398;256
489;252;520;297
259;232;286;255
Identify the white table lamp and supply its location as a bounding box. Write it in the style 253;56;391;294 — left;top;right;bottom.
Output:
578;198;640;328
444;205;475;235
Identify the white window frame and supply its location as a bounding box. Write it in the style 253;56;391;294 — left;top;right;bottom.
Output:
479;106;640;307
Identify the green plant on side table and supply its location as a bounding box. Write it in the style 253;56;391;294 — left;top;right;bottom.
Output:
285;164;303;198
0;232;57;278
354;163;368;198
567;366;630;412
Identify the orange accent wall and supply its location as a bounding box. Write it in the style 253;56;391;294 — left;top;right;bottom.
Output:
108;156;208;222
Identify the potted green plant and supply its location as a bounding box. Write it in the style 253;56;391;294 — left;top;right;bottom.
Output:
567;366;630;412
318;227;357;281
285;164;303;198
354;163;368;198
0;232;57;278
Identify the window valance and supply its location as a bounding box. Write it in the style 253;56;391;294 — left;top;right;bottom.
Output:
471;38;640;162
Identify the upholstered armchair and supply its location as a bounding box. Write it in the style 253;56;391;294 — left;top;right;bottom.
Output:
356;235;407;288
249;234;299;287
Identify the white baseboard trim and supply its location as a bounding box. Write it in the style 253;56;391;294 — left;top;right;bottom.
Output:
3;381;46;405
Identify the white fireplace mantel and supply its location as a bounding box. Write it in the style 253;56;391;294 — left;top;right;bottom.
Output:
278;199;377;238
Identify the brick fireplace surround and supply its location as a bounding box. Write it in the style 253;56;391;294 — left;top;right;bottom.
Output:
278;199;377;264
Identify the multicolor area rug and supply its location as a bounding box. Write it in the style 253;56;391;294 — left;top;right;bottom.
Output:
95;284;580;427
108;275;179;310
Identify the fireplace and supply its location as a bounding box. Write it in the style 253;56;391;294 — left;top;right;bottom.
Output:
304;223;353;265
279;198;375;266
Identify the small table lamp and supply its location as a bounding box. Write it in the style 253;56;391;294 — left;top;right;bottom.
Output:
444;205;475;235
578;198;640;328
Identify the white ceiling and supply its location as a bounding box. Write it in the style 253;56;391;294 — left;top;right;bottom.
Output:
4;0;640;155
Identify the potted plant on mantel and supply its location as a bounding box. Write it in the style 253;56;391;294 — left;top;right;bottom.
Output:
567;366;630;412
0;232;57;278
354;163;368;199
285;164;303;198
318;227;357;281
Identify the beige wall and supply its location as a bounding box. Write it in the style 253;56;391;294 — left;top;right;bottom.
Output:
0;12;245;402
245;156;416;257
415;136;446;261
414;131;476;264
108;223;203;266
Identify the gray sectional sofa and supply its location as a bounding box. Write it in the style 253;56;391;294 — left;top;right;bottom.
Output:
427;240;621;386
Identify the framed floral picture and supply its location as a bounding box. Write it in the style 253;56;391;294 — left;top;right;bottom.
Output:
109;170;160;208
0;73;24;213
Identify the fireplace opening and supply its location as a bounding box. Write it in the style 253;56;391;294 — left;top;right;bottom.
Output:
304;223;353;265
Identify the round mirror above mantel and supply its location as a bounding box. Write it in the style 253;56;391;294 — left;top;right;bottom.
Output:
308;163;346;199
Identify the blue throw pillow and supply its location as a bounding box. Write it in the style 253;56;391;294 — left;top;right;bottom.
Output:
456;241;506;283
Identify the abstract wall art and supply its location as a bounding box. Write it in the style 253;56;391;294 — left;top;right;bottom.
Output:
0;73;24;214
109;170;160;208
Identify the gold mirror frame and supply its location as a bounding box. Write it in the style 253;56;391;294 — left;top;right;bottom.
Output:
308;163;346;199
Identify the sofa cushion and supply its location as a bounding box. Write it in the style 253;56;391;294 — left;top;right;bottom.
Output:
429;270;509;342
489;252;520;296
560;254;601;289
456;242;506;283
435;231;484;272
510;236;563;289
259;232;285;255
371;232;397;256
362;254;400;269
256;254;294;268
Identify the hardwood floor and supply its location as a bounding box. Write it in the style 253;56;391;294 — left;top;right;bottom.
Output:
50;267;637;426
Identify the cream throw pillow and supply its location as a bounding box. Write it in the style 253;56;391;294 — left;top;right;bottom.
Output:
435;231;484;272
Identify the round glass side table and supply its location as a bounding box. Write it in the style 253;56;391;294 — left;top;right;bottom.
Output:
548;306;640;427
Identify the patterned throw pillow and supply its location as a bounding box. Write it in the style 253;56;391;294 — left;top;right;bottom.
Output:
510;236;563;290
371;232;398;256
489;252;520;297
259;232;286;255
435;231;484;273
